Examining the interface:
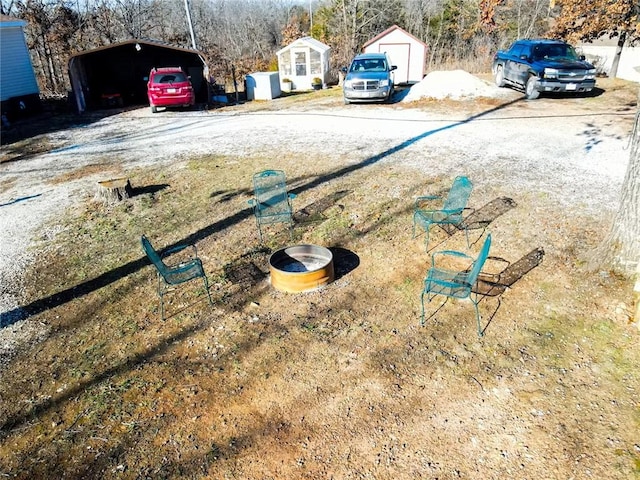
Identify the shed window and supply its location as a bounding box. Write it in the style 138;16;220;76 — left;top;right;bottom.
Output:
295;51;307;76
310;50;321;75
279;52;292;76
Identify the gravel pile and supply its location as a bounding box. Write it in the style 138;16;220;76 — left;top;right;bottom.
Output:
401;69;510;101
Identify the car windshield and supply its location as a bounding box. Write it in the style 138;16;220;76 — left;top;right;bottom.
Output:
532;44;579;61
153;72;188;84
349;58;387;73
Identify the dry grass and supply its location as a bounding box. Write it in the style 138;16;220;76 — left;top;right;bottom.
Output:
1;89;640;479
48;163;126;185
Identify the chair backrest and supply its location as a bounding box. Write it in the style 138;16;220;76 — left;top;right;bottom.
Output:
252;170;290;214
443;176;473;213
141;235;168;277
467;234;492;285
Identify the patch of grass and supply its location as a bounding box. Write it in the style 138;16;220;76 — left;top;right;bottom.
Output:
2;131;640;480
49;162;125;184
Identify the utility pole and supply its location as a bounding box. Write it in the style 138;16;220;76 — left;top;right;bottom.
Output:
184;0;197;50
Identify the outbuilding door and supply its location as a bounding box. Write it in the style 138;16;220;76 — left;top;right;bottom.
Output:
380;43;410;84
292;48;308;79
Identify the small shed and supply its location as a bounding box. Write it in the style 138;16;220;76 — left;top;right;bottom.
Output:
276;37;330;91
0;14;41;120
246;72;281;100
68;39;209;113
363;25;428;84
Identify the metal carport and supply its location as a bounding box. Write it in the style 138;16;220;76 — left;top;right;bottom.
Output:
68;39;209;113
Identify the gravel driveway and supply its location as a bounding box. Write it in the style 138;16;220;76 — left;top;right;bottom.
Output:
0;77;635;360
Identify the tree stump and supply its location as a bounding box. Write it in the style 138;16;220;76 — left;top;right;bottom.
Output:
96;178;132;203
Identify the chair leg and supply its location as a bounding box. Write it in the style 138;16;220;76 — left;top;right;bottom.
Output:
202;275;213;306
158;279;164;321
157;275;166;321
472;295;483;337
420;290;426;326
424;226;431;251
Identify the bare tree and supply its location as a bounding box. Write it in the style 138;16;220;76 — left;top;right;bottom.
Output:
592;90;640;275
548;0;640;78
1;0;18;15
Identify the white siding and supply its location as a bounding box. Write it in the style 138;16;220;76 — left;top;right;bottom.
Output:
578;45;640;83
0;25;39;101
364;29;427;83
276;37;331;90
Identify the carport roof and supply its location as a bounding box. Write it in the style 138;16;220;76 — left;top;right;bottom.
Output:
69;39;206;60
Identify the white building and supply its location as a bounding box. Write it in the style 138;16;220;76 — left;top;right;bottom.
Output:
0;14;40;119
578;38;640;83
363;25;429;84
276;37;331;91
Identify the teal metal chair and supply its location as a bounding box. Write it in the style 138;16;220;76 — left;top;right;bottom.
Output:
413;176;473;250
420;233;492;337
141;235;213;320
248;169;296;242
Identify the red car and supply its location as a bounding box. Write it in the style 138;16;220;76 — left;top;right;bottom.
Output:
147;67;195;113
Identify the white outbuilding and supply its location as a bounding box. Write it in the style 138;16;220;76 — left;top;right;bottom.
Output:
363;25;428;85
276;37;331;91
0;14;40;120
578;38;640;83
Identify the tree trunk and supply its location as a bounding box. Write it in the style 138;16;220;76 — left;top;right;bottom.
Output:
610;30;626;79
591;88;640;274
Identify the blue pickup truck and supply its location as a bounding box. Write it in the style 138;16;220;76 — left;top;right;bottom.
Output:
492;39;597;99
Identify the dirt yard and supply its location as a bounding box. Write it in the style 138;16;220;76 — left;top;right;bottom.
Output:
0;75;639;479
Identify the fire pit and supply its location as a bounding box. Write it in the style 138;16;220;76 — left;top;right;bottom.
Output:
269;244;335;293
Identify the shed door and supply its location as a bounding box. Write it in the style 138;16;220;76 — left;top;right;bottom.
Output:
380;43;410;84
293;49;308;78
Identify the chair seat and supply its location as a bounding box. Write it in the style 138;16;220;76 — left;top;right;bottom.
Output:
425;267;471;298
256;204;293;221
163;259;205;285
415;209;462;225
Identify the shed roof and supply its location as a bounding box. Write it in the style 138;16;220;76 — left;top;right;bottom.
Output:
363;25;428;49
0;14;26;27
276;36;330;55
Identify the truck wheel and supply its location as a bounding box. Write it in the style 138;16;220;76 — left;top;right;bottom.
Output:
525;76;540;100
495;65;505;87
